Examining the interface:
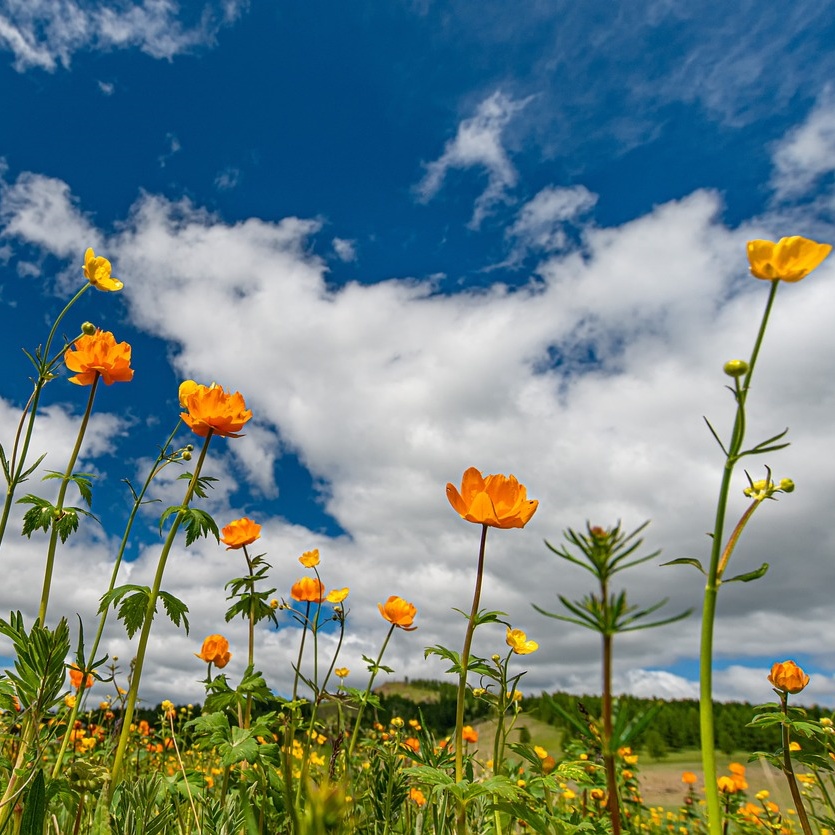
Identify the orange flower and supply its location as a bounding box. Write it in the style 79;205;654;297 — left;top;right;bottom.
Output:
220;517;261;549
402;737;420;754
462;725;479;744
681;771;698;785
409;787;427;806
65;330;134;386
717;776;739;794
180;382;252;438
768;660;810;694
68;664;94;690
83;247;123;292
446;467;538;529
195;634;232;669
290;577;325;603
378;596;417;630
747;236;831;282
299;549;320;568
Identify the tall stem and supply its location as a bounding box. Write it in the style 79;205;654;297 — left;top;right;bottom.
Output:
109;431;214;788
0;284;91;550
38;374;100;623
780;693;814;835
699;280;779;835
601;630;622;835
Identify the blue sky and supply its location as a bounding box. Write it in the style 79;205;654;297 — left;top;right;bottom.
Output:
2;0;835;706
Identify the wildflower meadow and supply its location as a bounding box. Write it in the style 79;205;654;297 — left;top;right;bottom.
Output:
0;237;834;834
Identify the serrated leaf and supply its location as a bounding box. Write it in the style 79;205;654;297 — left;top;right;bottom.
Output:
181;508;219;546
116;590;152;639
18;496;56;537
158;591;189;634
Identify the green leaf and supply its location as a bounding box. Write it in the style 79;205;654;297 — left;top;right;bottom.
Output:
99;586;153;639
177;472;218;499
158;591;189;634
180;508;219;546
661;557;706;575
20;769;46;835
723;562;769;583
18;495;56;537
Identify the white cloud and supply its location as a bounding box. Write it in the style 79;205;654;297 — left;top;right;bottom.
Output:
97;79;115;95
159;132;181;168
2;159;835;705
0;0;248;72
332;237;357;263
415;91;531;228
771;90;835;201
214;166;241;191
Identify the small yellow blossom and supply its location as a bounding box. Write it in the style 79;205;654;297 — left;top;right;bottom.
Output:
299;549;320;567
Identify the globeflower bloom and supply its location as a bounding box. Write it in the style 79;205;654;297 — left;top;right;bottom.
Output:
446;467;538;529
65;330;134;386
378;595;417;630
506;627;539;655
83;247;123;292
180;382;252;438
68;664;95;690
747;236;832;282
291;577;325;603
768;660;810;694
462;725;479;744
325;587;349;604
195;634;232;669
220;517;261;549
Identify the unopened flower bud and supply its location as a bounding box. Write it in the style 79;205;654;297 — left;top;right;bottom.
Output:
779;478;795;493
491;654;501;663
181;450;192;461
81;321;96;335
723;359;748;378
270;599;279;609
186;444;194;452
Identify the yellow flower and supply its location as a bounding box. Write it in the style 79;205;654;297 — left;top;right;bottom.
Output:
299;549;320;567
789;741;802;752
83;247;123;292
65;330;134;386
717;776;739;794
326;587;349;604
534;745;548;760
747;236;831;282
195;634;232;669
506;627;539;655
291;577;325;603
64;694;76;709
446;467;538;529
180;382;252;438
755;790;770;801
378;596;418;630
220;517;261;549
768;660;810;694
334;667;349;679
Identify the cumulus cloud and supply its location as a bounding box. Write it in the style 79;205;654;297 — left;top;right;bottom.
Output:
215;166;241;191
332;237;357;263
415;91;532;228
1;149;835;704
0;0;248;72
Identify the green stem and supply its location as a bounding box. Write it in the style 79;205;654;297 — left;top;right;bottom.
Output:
346;624;395;761
0;284;91;550
700;280;780;835
51;421;184;778
38;374;100;623
454;523;488;835
109;431;214;789
243;545;255;730
601;631;622;835
780;694;814;835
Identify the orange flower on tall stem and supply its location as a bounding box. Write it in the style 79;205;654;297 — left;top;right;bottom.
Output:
64;330;134;386
195;634;232;669
180;381;252;438
769;660;810;695
220;517;261;549
378;595;417;630
446;467;538;529
291;577;325;603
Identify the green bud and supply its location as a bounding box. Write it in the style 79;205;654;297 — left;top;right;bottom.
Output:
181;450;192;461
779;478;795;493
723;359;748;378
186;444;194;452
81;321;96;335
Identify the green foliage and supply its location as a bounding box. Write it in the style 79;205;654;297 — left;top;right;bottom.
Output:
99;585;189;638
158;505;219;545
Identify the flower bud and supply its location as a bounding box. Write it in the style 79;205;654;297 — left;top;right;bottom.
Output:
723;359;748;378
81;321;97;335
768;660;810;694
186;444;194;452
270;599;279;609
779;478;795;493
181;450;192;461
